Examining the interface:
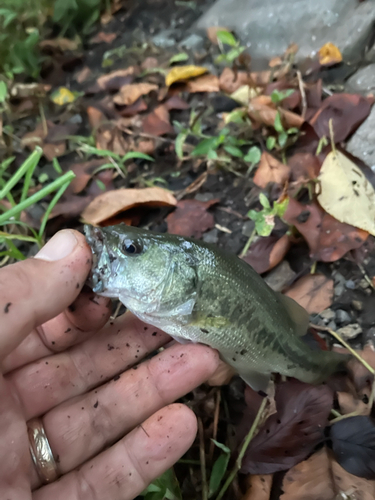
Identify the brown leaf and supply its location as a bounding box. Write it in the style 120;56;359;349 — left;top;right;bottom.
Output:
87;106;107;130
114;82;158;106
166;199;218;238
242;474;273;500
88;66;139;93
284;274;333;314
164;95;190;111
288;152;321;182
81;187;177;225
143;105;173;136
242;234;290;274
241;380;333;474
337;391;370;417
141;57;159;71
186;74;220;93
207;360;236;386
39;37;80;52
310;93;373;143
76;66;92;83
253;151;291;188
21;121;66;161
347;344;375;393
89;32;117;44
117;97;148;117
206;26;230;45
69;158;109;194
280;447;375;500
318;42;342;67
284;198;368;262
219;68;271;93
248;95;304;129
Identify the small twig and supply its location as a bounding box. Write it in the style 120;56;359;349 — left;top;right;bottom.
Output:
110;301;122;321
216;396;269;500
240;227;256;258
198;417;208;500
330;410;366;425
358;263;375;291
310;261;317;274
310;323;375;375
209;390;221;463
216;206;246;220
39;100;48;136
297;70;307;119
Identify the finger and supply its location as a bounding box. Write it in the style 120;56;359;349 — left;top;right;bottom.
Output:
33;404;196;500
2;291;111;374
8;312;170;418
32;342;218;484
0;230;92;360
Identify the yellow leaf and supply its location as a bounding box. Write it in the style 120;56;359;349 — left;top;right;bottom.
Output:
50;87;76;105
230;85;261;106
165;65;207;87
316;149;375;235
318;42;342;66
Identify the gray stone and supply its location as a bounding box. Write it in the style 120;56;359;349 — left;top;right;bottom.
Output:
334;283;345;297
327;320;337;331
347;64;375;94
337;323;362;339
264;260;296;292
364;326;375;345
152;30;176;48
197;0;375;68
336;309;351;324
242;219;255;237
359;278;370;289
345;279;356;290
319;308;336;322
202;228;219;244
351;299;363;311
195;192;215;202
347;105;375;170
180;33;205;50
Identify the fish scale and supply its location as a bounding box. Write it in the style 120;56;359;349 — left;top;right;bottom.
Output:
85;223;349;392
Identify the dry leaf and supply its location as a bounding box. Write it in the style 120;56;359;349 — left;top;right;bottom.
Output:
253;151;291;188
143;105;173;136
317;149;375;236
230;85;261;106
248;95;304;129
164;95;190;111
219;68;271;94
114;82;158;106
284;198;368;262
117;97;148;117
284;274;333;314
21;122;66;161
89;67;139;93
90;31;117;44
186;74;220;93
242;474;273;500
76;66;91;83
242;234;291;274
166;199;218;238
81;187;177;225
337;391;370;417
39;37;80;51
165;65;207;87
318;42;343;66
206;26;229;45
280;447;375;500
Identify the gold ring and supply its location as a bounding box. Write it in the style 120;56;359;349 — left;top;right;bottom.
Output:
27;418;59;484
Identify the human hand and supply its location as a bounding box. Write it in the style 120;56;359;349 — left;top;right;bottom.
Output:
0;229;219;500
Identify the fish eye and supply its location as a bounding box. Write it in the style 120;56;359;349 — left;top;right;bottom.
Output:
122;239;142;255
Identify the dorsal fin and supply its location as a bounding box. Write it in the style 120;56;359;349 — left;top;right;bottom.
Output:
277;293;309;336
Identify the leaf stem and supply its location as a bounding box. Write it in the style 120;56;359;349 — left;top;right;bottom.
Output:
215;396;268;500
198;417;208;500
239;227;256;258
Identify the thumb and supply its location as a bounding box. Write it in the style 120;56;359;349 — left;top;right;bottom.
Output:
0;230;93;360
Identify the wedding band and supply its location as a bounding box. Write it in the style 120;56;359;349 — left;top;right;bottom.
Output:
27;418;59;484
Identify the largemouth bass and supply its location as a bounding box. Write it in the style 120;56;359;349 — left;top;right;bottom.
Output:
85;224;348;392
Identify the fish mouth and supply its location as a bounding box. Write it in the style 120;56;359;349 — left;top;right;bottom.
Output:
84;225;110;293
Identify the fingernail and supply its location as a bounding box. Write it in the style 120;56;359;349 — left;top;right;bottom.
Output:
35;230;78;262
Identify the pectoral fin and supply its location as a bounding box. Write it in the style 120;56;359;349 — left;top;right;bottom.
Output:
239;370;271;393
278;293;309;336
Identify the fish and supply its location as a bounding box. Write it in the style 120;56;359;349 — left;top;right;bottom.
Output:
84;223;349;392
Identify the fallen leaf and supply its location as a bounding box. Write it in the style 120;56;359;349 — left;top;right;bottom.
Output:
166;199;218;238
248;95;304;129
40;37;81;52
206;26;230;45
114;82;158;106
330;416;375;479
141;57;159;71
143;105;173;136
219;68;271;94
317;149;375;236
283;198;368;262
50;87;76;105
69;158;109;194
337;391;369;417
241;380;333;474
90;32;117;44
21;122;66;161
81;187;177;225
207;360;236;386
318;42;343;66
186;74;220;93
87;106;107;130
253;152;291;188
87;66;138;93
310;93;373;143
284;274;333;314
280;447;375;500
164;95;190;111
348;344;375;393
288;152;321;182
242;474;273;500
242;234;291;274
230;85;261;106
165;65;208;87
76;66;92;83
117;97;148;117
